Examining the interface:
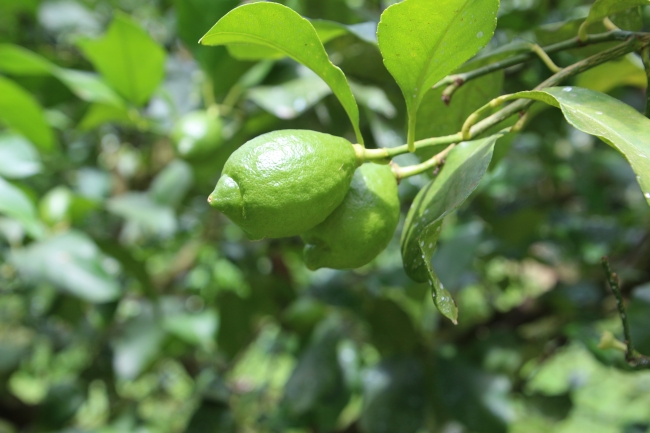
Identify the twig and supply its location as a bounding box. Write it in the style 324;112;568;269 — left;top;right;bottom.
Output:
601;256;650;368
391;143;456;181
362;35;650;164
433;30;639;102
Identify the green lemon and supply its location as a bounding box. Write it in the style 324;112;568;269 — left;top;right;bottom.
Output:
301;163;400;270
171;110;223;159
208;129;359;240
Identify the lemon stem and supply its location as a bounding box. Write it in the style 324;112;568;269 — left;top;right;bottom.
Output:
391;143;456;181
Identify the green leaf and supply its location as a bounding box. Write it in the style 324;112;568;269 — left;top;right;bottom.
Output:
576;54;647;93
78;103;132;131
0;176;44;238
10;230;121;302
226;20;378;61
401;134;501;323
164;309;219;348
107;192;177;238
78;12;166;106
349;81;396;118
0;43;52;75
0;133;42;179
512;87;650;206
0;76;55;151
0;43;125;107
199;2;363;143
149;160;194;207
247;74;332;119
360;358;426;433
112;312;165;379
377;0;499;151
311;19;378;46
583;0;649;29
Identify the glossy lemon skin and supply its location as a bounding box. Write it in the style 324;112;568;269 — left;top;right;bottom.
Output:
208;129;358;240
301;163;400;270
172;110;223;159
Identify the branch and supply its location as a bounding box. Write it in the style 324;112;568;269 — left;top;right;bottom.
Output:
433;30;641;102
601;256;650;368
361;35;649;165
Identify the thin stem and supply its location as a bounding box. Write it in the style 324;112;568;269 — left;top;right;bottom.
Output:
529;43;562;73
433;30;639;99
470;36;647;138
602;17;619;32
364;35;649;164
602;256;634;360
602;256;650;368
392;144;456;180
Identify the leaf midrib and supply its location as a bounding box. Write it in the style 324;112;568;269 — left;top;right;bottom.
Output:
413;0;476;109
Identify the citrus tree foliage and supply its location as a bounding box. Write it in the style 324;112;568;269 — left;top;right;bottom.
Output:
0;0;650;432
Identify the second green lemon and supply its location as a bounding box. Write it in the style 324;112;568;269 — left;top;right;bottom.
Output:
171;110;223;159
208;130;358;240
301;163;400;270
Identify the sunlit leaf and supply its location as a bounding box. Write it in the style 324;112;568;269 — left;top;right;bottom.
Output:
576;54;647;93
10;230;121;302
582;0;648;30
513;86;650;206
0;76;55;151
78;12;166;106
401;134;502;323
199;2;363;143
247;74;332;119
149;160;194;207
0;43;125;107
377;0;499;150
0;176;43;238
0;133;42;179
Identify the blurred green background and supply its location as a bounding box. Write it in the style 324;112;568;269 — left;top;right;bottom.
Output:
1;0;650;432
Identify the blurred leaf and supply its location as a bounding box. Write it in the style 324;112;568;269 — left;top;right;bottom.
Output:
247;74;332;119
359;357;425;433
576;54;647;92
106;192;177;238
311;19;378;45
164;309;219;348
0;43;52;74
0;133;41;179
514;87;650;206
0;43;124;107
54;69;125;107
401;135;501;323
0;76;55;151
350;81;396;118
112;313;165;379
0;176;43;238
436;355;514;433
582;0;648;30
78;103;132;131
149;160;194;207
78;12;166;106
283;317;350;430
365;299;418;355
10;230;121;302
185;400;236;433
199;2;363;143
377;0;499;149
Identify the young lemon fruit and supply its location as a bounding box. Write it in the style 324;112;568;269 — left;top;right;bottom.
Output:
301;163;400;270
171;110;223;159
208;129;359;240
